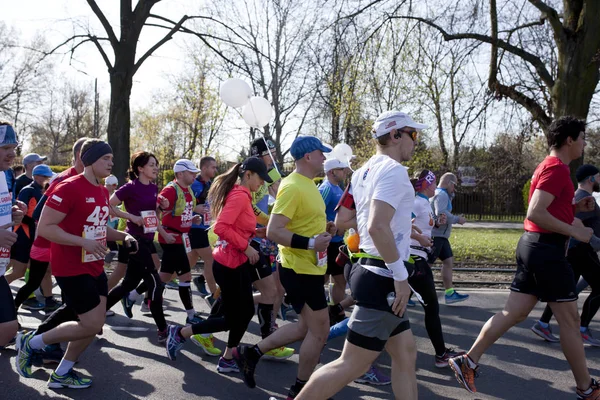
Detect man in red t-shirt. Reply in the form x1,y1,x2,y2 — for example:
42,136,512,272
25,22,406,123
157,159,204,325
449,117,600,398
15,139,136,389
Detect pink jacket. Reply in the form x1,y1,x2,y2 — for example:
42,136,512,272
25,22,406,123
212,185,256,268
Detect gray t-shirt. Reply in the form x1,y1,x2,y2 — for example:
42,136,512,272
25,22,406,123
571,188,600,247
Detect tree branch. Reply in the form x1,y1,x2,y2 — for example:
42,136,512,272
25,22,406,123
393,15,555,89
86,0,119,47
527,0,565,45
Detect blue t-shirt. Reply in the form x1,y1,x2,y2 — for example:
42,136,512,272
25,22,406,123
318,179,344,243
190,178,211,229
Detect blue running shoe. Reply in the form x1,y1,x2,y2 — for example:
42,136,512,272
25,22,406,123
328,318,349,340
121,295,135,319
47,369,92,389
217,356,239,373
40,343,64,365
354,365,391,386
166,325,185,360
15,331,36,377
193,275,210,298
445,291,469,305
407,299,416,307
186,313,205,326
22,298,45,311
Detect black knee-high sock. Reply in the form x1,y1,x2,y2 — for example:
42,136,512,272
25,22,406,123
257,303,274,339
179,281,193,310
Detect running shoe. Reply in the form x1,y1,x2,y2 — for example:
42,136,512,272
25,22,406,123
44,297,62,312
577,378,600,399
279,303,294,321
186,313,205,326
140,300,150,313
435,348,466,368
105,310,115,317
217,356,239,373
354,365,391,386
581,328,600,347
232,345,257,389
47,369,92,389
328,317,349,340
165,279,179,289
193,275,210,297
204,294,216,309
263,346,294,361
448,354,479,393
190,334,221,356
15,330,36,377
121,295,135,319
22,298,45,311
40,343,64,365
157,329,168,344
166,325,185,361
407,299,416,307
445,291,469,304
531,321,560,342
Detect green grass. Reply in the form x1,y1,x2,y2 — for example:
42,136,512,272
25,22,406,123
448,228,522,263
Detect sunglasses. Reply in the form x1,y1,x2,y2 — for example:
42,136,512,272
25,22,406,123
399,129,418,141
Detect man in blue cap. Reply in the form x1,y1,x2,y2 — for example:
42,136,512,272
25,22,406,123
233,135,338,399
15,153,48,197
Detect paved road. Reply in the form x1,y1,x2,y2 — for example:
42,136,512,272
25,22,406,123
2,283,600,400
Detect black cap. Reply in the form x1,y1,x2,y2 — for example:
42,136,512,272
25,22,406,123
250,137,276,157
241,157,273,183
576,164,600,182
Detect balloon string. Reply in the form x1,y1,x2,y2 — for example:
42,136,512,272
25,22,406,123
262,135,280,174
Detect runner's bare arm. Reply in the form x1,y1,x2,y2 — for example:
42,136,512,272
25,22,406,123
266,213,293,245
37,206,86,247
334,205,356,231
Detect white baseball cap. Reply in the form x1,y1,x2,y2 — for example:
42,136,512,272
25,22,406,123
105,175,118,185
324,158,349,173
173,159,200,173
372,111,428,138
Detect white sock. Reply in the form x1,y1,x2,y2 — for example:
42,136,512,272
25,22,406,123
29,334,46,350
128,290,138,301
186,309,196,319
55,358,76,376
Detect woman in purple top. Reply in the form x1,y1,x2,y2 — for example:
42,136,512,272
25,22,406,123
105,151,168,343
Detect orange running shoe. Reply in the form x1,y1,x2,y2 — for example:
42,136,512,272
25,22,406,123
448,354,479,393
577,378,600,399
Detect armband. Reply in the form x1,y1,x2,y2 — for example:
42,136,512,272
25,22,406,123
290,234,310,249
386,259,409,281
335,185,355,212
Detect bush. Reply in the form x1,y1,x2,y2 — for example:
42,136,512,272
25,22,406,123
522,179,531,211
49,165,71,174
162,170,175,187
314,177,324,186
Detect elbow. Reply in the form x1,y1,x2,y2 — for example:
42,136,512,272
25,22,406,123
266,225,276,242
367,221,384,239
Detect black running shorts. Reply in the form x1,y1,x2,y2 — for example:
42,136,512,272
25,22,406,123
428,237,453,263
279,265,327,314
10,226,33,264
0,276,17,323
326,241,344,276
160,243,191,276
248,240,272,282
510,232,577,303
55,272,108,315
189,228,210,250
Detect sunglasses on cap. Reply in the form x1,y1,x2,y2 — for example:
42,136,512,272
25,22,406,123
399,128,418,141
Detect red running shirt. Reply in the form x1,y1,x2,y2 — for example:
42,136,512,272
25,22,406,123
45,175,110,277
524,156,575,233
33,167,79,249
158,181,194,245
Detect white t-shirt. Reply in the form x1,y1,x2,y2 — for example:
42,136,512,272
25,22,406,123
351,154,414,280
0,172,12,276
410,194,435,258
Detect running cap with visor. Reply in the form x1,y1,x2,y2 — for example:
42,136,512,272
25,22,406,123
173,159,200,173
0,124,18,146
372,111,428,138
290,136,332,160
241,156,273,183
250,137,276,157
324,158,349,173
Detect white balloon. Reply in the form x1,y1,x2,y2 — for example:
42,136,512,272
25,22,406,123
219,78,252,108
242,97,273,128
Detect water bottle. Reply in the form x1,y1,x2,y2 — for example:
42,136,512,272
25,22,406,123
328,282,335,305
346,228,360,253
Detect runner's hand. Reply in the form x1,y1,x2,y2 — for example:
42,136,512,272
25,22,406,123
161,231,177,244
11,204,24,225
326,221,337,236
158,195,170,210
0,226,18,248
255,227,267,239
124,234,138,254
577,197,596,213
572,226,594,243
458,216,467,225
314,233,332,252
244,244,259,264
416,234,433,248
438,213,447,225
192,215,202,225
194,204,208,214
82,239,108,260
392,279,411,317
129,214,144,226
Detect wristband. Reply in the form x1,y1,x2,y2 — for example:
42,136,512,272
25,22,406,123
308,238,315,250
290,234,310,249
386,258,408,281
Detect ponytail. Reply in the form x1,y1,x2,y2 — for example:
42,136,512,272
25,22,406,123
207,163,243,221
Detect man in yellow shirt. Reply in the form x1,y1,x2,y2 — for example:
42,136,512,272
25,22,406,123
233,136,336,399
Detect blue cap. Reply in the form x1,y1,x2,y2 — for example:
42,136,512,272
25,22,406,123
290,136,332,160
0,124,18,146
32,164,54,177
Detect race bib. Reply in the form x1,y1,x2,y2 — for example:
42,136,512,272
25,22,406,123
203,204,211,225
82,225,107,263
317,250,328,267
140,210,158,234
183,233,192,254
0,246,9,276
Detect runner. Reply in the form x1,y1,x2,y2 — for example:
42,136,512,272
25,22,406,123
14,153,47,197
15,139,138,388
0,122,23,348
429,172,469,304
165,157,273,372
232,135,335,398
531,164,600,346
409,169,465,367
293,111,424,400
13,165,61,312
189,156,218,304
156,159,204,325
319,157,352,325
104,151,168,343
448,116,600,398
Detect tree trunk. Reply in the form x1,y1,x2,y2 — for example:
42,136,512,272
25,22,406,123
107,57,133,184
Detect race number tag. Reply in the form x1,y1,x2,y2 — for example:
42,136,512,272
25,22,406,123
140,210,158,234
82,225,107,263
203,204,211,226
0,246,10,276
183,233,192,254
317,250,328,267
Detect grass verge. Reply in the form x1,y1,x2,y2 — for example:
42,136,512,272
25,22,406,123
449,228,522,263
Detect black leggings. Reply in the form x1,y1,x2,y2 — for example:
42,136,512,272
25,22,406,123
190,259,255,349
540,243,600,327
14,258,48,309
408,256,446,356
106,237,166,331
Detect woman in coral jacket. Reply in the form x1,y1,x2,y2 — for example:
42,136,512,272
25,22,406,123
164,157,273,368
